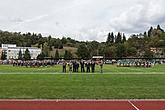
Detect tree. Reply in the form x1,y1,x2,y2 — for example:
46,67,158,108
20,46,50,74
64,50,72,60
77,44,90,59
55,49,60,60
127,47,137,57
144,49,154,58
148,27,153,37
122,33,126,43
24,49,31,60
37,52,45,60
18,49,23,60
115,32,122,43
110,32,115,43
1,51,7,60
61,37,67,44
116,43,127,58
106,33,111,44
157,25,164,32
42,42,49,57
48,35,52,50
106,32,114,44
103,46,116,58
144,32,147,38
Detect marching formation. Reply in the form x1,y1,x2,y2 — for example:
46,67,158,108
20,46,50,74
12,60,56,67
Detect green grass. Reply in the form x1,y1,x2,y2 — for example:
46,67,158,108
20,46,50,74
0,64,165,74
0,74,165,99
0,64,165,99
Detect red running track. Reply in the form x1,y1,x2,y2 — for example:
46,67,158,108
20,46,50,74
0,100,165,110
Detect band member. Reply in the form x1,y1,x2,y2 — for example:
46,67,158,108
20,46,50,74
75,61,79,72
91,60,95,73
80,60,85,72
100,60,103,73
68,61,73,73
86,61,91,73
62,61,67,73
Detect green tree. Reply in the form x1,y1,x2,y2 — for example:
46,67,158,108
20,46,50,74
148,27,153,37
1,51,7,60
122,33,126,43
144,49,154,58
64,50,72,60
24,49,31,60
106,33,111,44
77,44,90,59
115,32,122,43
127,47,137,57
103,46,116,58
55,49,60,60
61,37,67,44
116,43,127,58
106,32,114,44
110,32,115,43
18,49,23,60
37,52,45,60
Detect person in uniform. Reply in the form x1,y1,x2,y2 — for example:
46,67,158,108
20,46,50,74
91,60,95,73
68,61,73,73
76,61,79,72
86,61,91,73
80,60,85,72
100,60,103,73
62,61,67,73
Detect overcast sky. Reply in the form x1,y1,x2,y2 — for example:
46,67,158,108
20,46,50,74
0,0,165,41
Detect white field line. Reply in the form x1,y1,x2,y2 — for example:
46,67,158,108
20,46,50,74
0,99,165,102
128,100,140,110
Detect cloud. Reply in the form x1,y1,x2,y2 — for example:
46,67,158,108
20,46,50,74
0,0,165,41
109,0,165,34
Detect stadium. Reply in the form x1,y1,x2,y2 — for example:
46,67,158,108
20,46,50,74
0,0,165,109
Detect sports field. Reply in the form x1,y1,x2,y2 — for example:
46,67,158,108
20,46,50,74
0,64,165,99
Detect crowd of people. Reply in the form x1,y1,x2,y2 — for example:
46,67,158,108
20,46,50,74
10,59,104,73
12,60,56,67
117,59,155,67
62,60,104,73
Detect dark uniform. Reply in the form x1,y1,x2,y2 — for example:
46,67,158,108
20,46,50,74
91,61,95,73
63,61,67,73
86,62,91,73
80,61,85,72
75,62,79,72
73,61,76,72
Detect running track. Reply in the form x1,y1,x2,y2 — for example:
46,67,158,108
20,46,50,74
0,100,165,110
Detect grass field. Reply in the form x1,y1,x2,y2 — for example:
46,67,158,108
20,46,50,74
0,64,165,99
0,64,165,74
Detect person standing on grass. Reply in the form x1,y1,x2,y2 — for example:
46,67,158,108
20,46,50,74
100,60,103,73
91,60,95,73
80,60,85,72
86,61,91,73
62,61,67,73
76,61,79,72
68,61,73,73
72,60,76,72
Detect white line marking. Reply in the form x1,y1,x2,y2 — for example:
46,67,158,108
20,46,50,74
128,100,140,110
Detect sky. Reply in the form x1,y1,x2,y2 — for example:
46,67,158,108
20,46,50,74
0,0,165,41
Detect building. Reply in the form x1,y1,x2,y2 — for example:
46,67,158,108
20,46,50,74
1,44,41,60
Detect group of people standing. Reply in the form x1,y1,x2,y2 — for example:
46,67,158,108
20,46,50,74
62,60,104,73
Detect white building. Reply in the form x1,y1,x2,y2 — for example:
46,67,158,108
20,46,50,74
1,44,41,60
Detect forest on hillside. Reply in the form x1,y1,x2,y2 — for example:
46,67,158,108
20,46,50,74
0,25,165,59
